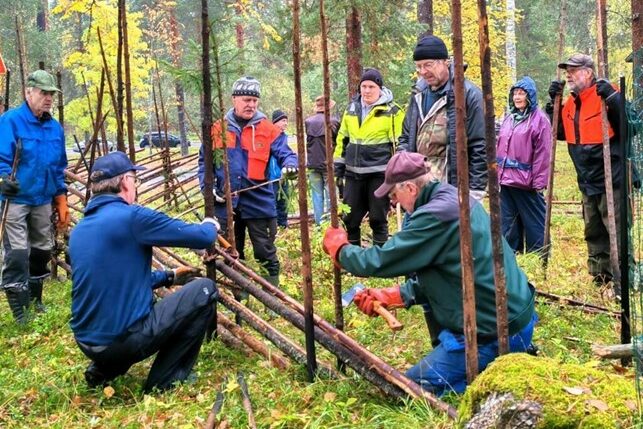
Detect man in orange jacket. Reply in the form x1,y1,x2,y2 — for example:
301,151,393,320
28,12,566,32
548,54,629,293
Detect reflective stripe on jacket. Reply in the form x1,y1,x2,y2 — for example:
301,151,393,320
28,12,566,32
335,88,404,175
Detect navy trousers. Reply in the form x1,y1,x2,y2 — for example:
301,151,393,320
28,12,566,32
500,185,545,253
77,278,218,392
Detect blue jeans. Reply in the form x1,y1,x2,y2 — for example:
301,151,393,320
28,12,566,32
308,170,330,224
405,313,537,396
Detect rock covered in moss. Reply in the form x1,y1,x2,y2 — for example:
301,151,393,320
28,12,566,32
458,353,636,428
464,392,543,428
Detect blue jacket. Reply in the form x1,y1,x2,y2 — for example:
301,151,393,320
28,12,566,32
0,102,67,205
198,109,297,220
69,194,217,345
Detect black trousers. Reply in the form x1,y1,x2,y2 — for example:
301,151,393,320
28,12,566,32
77,278,218,392
342,174,390,246
221,212,279,277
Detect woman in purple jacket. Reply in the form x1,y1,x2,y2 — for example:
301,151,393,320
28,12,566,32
497,76,552,254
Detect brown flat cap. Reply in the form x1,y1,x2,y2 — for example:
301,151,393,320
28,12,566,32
558,53,595,70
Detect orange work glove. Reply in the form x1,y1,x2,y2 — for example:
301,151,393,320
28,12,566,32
322,226,349,268
172,266,202,285
53,194,70,232
353,286,404,317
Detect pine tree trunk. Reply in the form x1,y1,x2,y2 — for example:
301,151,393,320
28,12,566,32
121,0,136,161
633,0,642,111
116,0,125,152
345,5,362,100
37,0,48,32
418,0,433,37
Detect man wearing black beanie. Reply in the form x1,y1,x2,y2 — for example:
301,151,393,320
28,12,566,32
334,68,404,246
398,35,487,201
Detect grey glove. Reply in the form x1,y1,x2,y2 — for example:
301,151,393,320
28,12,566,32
213,189,225,203
281,166,298,179
202,216,221,232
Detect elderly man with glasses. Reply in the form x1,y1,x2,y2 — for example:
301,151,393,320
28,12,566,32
323,151,536,396
548,54,632,294
70,151,220,393
397,35,487,202
0,70,69,324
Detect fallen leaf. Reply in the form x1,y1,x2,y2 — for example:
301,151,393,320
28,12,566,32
270,409,283,419
103,386,115,398
625,400,638,412
323,392,336,402
586,399,609,411
562,386,585,395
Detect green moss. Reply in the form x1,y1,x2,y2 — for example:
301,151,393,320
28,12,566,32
458,354,636,428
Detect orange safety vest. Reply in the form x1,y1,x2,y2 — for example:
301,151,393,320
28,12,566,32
562,84,614,145
211,118,281,181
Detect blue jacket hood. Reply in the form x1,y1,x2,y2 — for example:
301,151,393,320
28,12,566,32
509,76,538,113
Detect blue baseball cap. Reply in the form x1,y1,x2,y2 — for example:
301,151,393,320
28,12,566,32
91,151,145,181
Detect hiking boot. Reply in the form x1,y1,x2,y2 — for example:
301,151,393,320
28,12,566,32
84,362,110,388
5,283,31,325
28,278,47,313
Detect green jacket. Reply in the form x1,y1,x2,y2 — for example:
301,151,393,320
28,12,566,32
334,87,404,175
339,181,535,337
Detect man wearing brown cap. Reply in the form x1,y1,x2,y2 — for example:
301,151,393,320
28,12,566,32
0,70,69,324
398,35,487,201
305,96,339,224
323,151,536,395
548,54,629,291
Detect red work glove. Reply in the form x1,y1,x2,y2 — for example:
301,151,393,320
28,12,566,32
322,226,349,267
53,194,70,233
353,286,404,317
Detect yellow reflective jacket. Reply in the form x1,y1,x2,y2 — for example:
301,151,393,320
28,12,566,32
335,87,404,175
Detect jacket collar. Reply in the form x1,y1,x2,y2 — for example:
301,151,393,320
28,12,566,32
84,193,128,215
413,180,441,211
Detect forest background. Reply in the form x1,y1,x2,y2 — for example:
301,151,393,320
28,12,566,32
0,0,638,146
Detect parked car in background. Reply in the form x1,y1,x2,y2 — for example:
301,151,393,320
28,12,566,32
139,132,187,148
73,138,115,153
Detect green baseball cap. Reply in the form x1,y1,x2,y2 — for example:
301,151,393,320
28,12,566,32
27,70,61,93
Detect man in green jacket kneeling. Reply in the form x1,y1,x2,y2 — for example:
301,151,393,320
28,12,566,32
323,151,536,396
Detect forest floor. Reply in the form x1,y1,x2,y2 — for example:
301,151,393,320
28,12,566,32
0,144,639,428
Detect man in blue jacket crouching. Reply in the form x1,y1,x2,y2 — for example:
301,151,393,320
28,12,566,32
70,152,220,392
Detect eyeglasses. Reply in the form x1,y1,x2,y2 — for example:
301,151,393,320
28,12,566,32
124,174,141,186
388,182,408,200
415,60,445,72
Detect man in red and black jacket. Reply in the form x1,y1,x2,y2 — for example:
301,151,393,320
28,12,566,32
548,54,628,289
198,76,298,290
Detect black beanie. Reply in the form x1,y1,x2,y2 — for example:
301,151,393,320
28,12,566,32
360,68,383,88
272,110,287,124
413,35,448,61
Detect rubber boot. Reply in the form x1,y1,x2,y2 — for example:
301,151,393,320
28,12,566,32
28,278,47,313
5,283,31,325
264,275,280,319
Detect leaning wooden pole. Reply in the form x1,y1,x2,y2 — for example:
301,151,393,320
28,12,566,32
618,76,631,365
543,0,566,272
476,0,508,355
56,71,64,125
292,0,318,382
211,30,236,253
96,27,124,150
319,0,344,371
451,0,479,383
595,0,621,294
200,0,217,337
116,0,125,152
120,0,136,161
3,70,9,111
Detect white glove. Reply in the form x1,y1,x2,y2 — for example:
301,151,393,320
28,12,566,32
281,166,298,178
212,189,225,203
202,216,221,231
469,189,487,202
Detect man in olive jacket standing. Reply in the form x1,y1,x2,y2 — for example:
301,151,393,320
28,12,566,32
398,35,487,201
323,152,536,395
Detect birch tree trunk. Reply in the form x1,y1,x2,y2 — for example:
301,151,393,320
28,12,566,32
505,0,517,84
